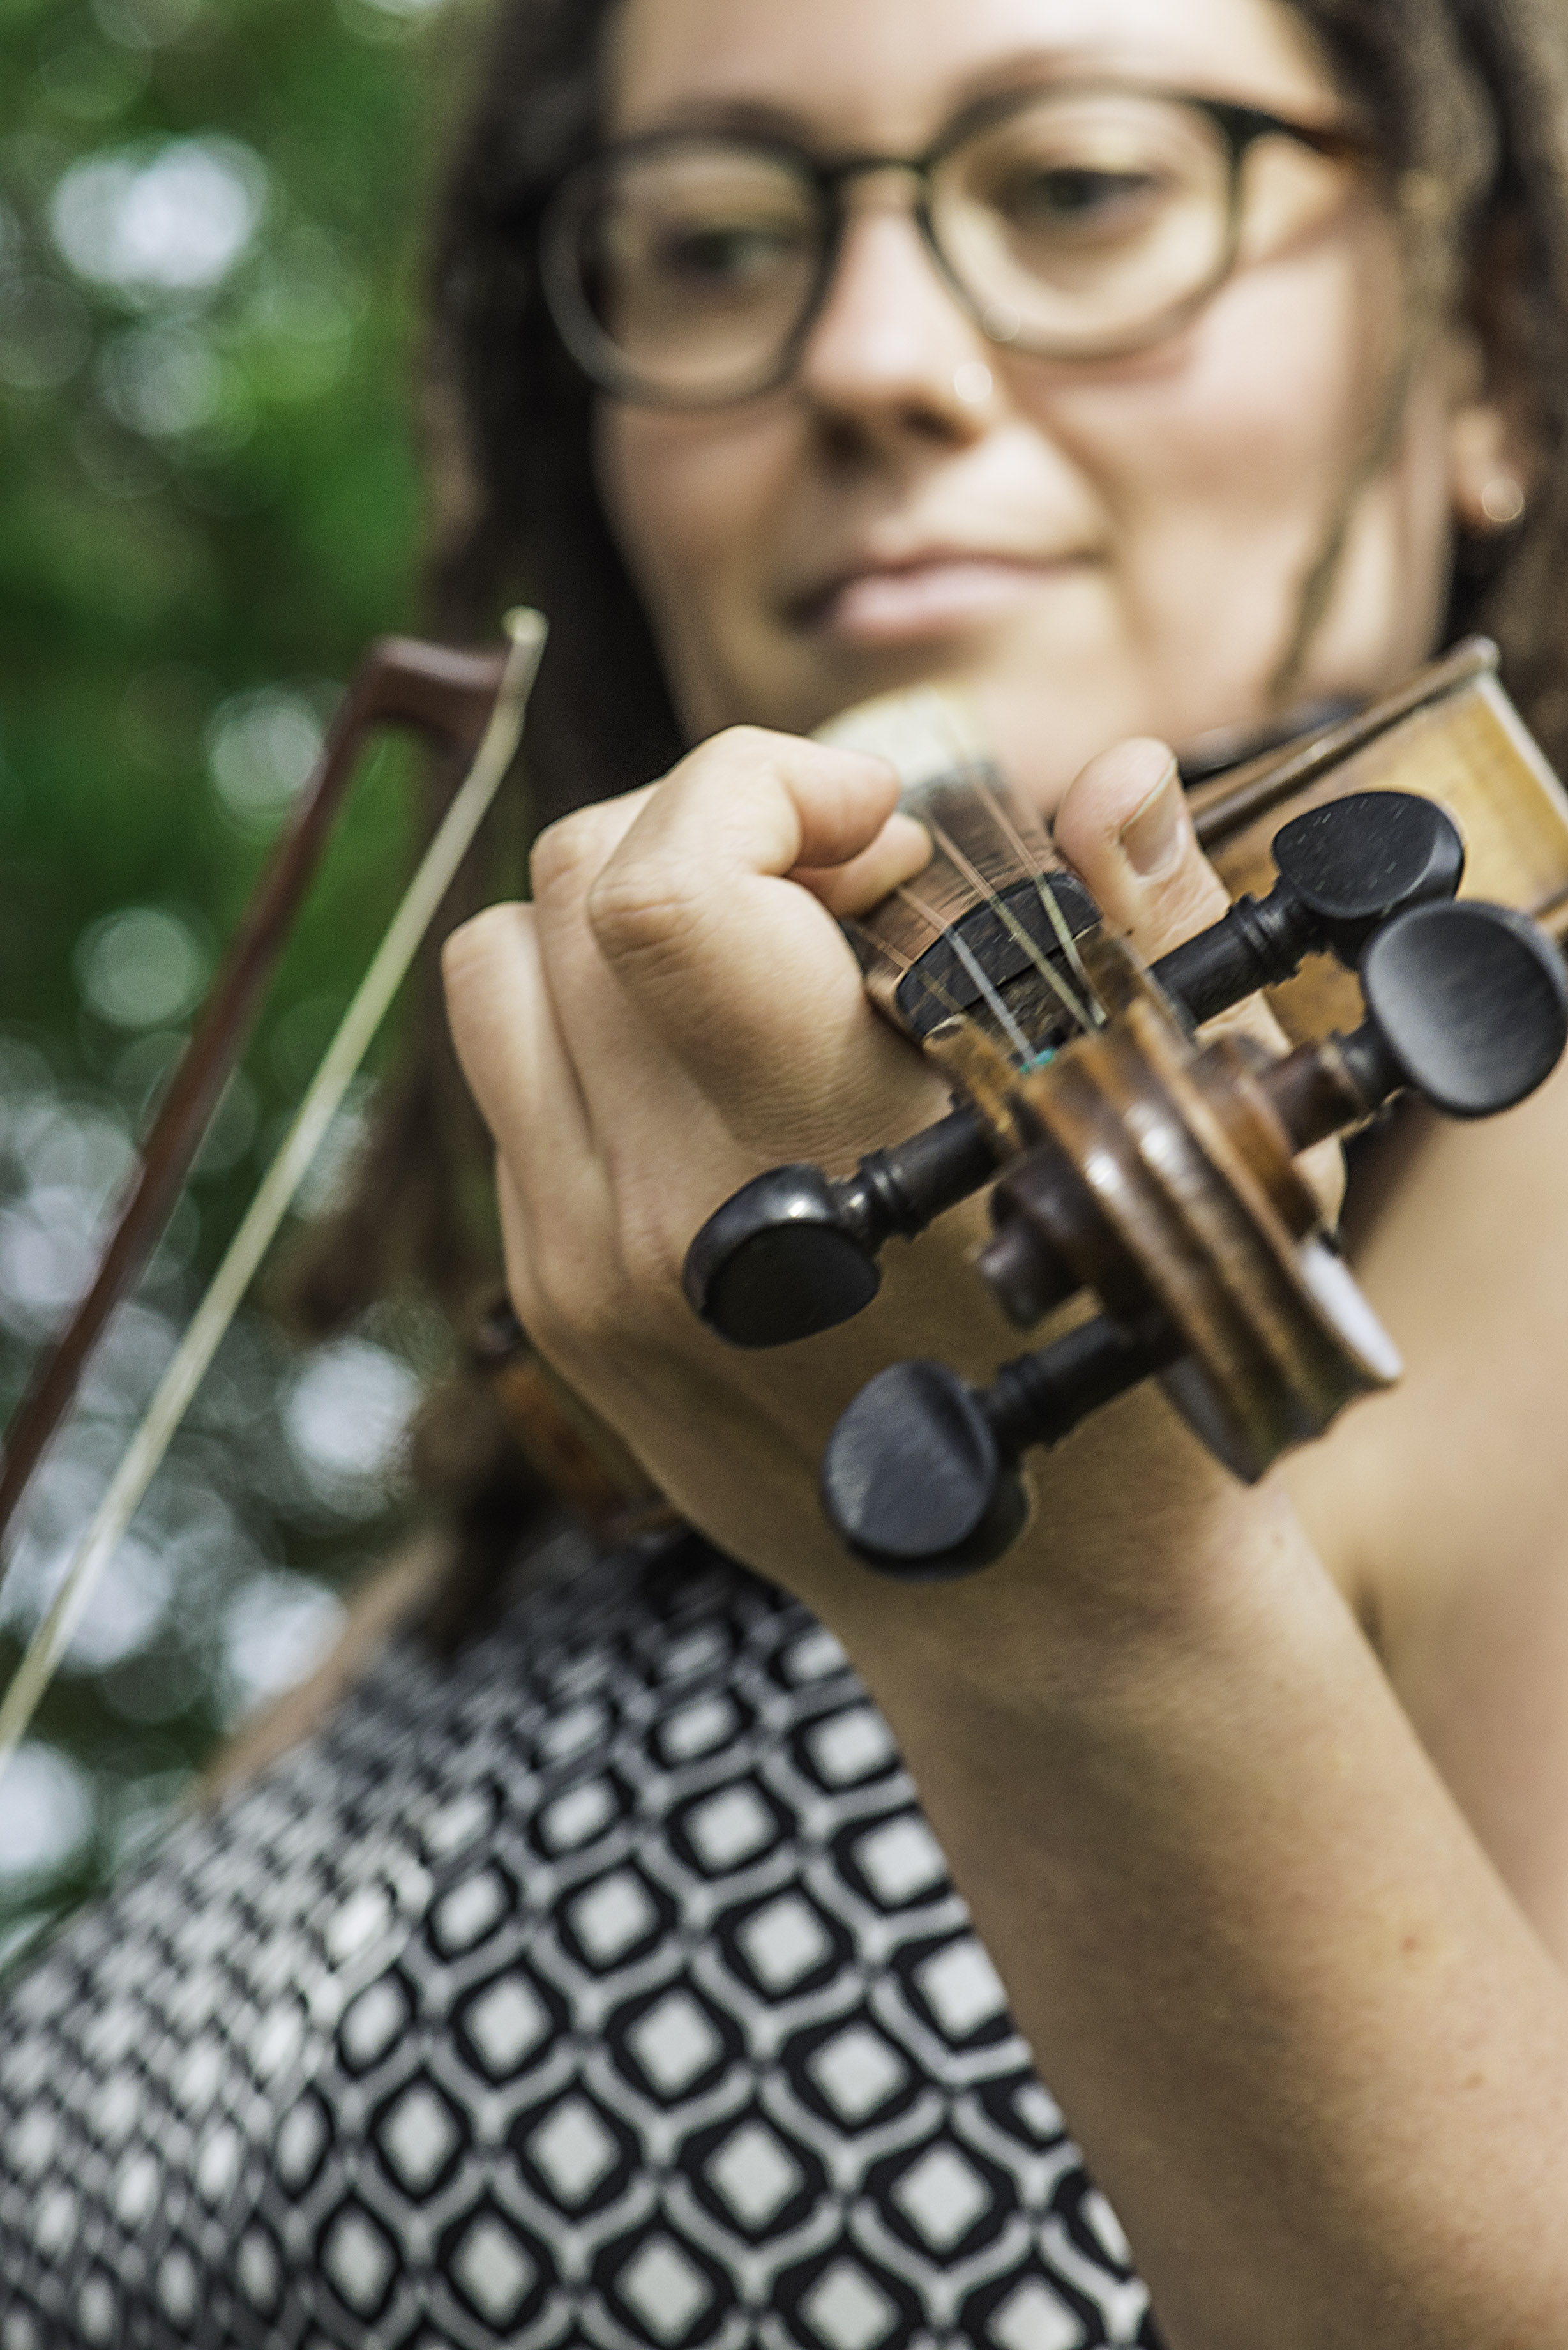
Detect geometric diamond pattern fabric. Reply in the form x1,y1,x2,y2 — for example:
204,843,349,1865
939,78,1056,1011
0,1536,1167,2348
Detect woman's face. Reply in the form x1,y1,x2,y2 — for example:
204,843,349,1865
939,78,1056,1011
596,0,1468,809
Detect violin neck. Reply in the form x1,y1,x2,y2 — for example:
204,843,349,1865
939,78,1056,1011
823,635,1568,1068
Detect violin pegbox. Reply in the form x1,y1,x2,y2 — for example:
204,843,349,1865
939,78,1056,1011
686,785,1475,1352
821,883,1568,1581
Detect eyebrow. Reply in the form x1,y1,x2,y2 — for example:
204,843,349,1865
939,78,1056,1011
612,46,1345,150
619,96,831,144
611,44,1094,140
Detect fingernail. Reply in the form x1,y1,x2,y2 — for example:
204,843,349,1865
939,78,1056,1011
1119,757,1184,878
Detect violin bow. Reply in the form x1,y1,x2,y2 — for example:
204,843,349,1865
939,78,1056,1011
0,609,545,1778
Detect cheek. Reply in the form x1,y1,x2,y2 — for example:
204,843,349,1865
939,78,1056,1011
1113,252,1394,527
1040,207,1421,672
598,409,717,588
596,406,795,722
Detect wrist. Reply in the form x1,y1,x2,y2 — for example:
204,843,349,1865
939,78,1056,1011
818,1414,1332,1746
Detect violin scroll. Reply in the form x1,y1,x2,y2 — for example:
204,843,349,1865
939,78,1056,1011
823,895,1568,1578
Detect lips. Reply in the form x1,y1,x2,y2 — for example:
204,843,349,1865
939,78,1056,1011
790,544,1092,645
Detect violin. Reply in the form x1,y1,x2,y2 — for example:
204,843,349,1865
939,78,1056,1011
682,635,1568,1577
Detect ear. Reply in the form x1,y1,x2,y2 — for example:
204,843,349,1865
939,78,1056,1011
1446,220,1535,535
1447,374,1527,532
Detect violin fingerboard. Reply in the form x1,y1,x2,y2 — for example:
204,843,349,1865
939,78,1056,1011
814,685,1096,1057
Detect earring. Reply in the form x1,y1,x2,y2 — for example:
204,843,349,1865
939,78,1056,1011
1479,474,1527,529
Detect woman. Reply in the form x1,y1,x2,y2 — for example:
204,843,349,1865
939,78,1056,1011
5,0,1568,2342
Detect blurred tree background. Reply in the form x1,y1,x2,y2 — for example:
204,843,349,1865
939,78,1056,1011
0,0,488,1964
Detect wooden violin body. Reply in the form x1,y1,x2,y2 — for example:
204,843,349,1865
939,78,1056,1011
1193,637,1568,1040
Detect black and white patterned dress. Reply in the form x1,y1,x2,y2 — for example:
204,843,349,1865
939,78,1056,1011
0,1536,1164,2349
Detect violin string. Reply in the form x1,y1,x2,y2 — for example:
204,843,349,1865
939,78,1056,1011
889,879,1021,1044
848,691,1095,1049
893,884,1035,1063
865,919,993,1042
963,775,1105,1026
925,814,1094,1037
0,610,549,1787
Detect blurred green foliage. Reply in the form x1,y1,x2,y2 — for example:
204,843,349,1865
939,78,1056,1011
0,0,484,1961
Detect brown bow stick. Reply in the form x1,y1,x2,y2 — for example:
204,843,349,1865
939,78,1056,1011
0,632,513,1572
0,614,547,1771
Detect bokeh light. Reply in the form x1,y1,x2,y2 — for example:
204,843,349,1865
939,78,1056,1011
206,683,326,833
74,904,210,1027
49,137,267,299
0,1746,93,1881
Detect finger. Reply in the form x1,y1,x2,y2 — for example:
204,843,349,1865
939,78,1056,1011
579,729,937,1150
445,900,691,1346
1052,741,1345,1224
1052,738,1230,964
528,784,723,1097
584,727,904,964
1052,737,1279,1047
441,900,601,1213
792,811,932,920
527,789,744,1185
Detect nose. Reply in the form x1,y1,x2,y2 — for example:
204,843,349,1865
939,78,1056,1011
794,179,999,442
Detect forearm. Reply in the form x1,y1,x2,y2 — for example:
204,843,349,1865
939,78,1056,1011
827,1446,1568,2350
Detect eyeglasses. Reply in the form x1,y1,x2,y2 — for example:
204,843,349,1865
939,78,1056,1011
539,82,1361,409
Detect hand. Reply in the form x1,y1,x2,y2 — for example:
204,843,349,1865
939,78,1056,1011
442,724,1304,1648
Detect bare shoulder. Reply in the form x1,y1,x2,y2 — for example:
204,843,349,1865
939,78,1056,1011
1287,1058,1568,1957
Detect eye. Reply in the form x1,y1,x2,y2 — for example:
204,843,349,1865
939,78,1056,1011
649,218,809,289
1002,166,1163,234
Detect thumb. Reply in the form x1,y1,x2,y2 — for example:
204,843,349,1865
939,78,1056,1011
1052,738,1228,962
1055,738,1346,1223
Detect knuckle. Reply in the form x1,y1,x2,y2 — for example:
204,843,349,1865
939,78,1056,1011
659,726,765,801
587,856,710,980
442,902,515,968
673,723,823,805
529,804,612,898
440,903,525,1017
691,723,788,773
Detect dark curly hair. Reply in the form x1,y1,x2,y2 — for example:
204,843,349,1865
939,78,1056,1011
287,0,1568,1636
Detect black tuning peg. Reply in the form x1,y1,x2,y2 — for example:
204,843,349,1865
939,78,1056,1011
1341,899,1568,1119
820,1317,1183,1578
682,1108,997,1348
1153,790,1465,1025
1261,899,1568,1151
